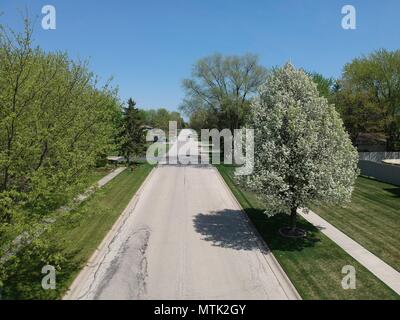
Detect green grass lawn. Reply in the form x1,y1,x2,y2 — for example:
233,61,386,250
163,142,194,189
216,165,399,300
1,163,153,299
312,176,400,272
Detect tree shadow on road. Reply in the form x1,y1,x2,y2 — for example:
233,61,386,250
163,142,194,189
193,209,261,251
193,208,320,253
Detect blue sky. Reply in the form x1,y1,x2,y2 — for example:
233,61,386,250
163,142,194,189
1,0,399,111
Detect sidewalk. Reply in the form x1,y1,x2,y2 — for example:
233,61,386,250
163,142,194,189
97,167,126,187
76,167,127,202
299,208,400,295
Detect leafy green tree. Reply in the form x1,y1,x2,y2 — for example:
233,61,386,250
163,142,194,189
308,72,335,100
169,111,185,129
180,53,268,131
337,49,400,150
333,81,384,144
119,98,146,168
243,64,359,235
0,19,120,255
189,109,218,132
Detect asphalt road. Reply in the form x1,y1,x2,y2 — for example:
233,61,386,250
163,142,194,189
65,130,299,300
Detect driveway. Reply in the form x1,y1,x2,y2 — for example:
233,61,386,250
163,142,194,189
64,130,299,300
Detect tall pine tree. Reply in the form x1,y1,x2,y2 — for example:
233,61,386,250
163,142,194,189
119,98,146,169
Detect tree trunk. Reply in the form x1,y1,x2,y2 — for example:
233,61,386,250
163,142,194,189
290,207,297,231
126,152,130,167
387,129,398,151
386,120,399,151
386,138,394,152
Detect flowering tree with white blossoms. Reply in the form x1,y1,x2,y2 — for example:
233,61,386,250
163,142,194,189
244,63,359,236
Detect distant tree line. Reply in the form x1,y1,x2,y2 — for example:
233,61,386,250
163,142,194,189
181,50,400,151
116,104,186,167
139,108,185,131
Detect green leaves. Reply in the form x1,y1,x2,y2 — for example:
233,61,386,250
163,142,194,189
180,53,268,131
140,108,185,131
118,98,146,163
337,49,400,150
0,21,120,251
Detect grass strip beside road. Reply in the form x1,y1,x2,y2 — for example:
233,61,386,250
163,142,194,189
312,176,400,272
1,163,153,299
85,167,115,186
216,165,399,300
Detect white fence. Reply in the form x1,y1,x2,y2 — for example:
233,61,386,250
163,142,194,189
358,152,400,163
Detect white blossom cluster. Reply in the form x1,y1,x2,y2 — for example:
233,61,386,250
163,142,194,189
242,63,359,216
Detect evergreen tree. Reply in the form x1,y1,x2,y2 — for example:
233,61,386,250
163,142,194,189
119,98,146,168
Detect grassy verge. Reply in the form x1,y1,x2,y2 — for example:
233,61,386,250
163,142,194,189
1,163,153,299
312,176,400,272
85,167,115,186
216,165,399,300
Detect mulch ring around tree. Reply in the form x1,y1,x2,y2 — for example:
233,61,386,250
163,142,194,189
278,227,307,238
